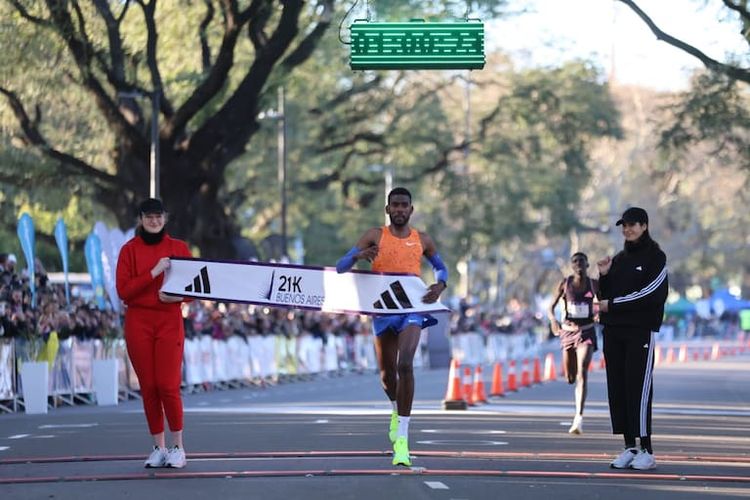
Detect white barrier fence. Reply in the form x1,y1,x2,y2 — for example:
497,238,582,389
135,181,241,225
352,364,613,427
0,332,384,413
2,329,745,414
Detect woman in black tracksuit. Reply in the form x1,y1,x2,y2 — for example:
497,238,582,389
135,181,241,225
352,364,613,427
597,207,668,471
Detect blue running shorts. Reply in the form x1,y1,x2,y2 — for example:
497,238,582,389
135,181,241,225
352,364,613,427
372,313,438,336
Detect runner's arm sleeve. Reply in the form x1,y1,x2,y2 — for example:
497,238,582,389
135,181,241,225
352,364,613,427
427,253,448,286
336,247,359,273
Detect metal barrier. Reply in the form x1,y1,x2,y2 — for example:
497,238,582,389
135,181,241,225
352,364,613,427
0,331,381,414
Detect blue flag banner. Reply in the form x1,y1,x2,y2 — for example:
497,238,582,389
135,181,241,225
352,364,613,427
16,213,36,309
53,218,70,306
84,233,107,310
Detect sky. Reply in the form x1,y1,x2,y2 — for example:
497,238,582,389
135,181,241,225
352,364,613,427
489,0,748,91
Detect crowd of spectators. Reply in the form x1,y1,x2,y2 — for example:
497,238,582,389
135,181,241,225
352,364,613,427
0,253,121,346
0,253,374,355
5,252,742,356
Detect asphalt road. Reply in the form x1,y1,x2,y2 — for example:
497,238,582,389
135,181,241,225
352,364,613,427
1,349,749,500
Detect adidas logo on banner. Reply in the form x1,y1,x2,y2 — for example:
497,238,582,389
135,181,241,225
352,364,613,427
185,266,211,294
373,280,414,310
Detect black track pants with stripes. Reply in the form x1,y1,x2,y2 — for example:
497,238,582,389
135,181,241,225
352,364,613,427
603,327,655,438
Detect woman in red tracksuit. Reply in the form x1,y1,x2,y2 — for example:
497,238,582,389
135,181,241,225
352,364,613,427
116,198,192,469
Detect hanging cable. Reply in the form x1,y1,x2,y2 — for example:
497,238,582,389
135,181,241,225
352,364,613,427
338,0,361,45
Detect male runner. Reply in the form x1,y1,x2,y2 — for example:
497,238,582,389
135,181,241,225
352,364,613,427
548,252,599,434
336,187,448,466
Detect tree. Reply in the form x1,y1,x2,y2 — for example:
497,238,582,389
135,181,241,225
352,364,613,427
616,0,749,85
2,0,334,258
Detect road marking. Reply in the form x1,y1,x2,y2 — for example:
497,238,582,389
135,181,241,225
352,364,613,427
8,434,29,440
2,468,749,485
314,419,329,424
422,429,506,435
39,424,97,429
425,481,449,489
417,440,508,446
0,447,8,451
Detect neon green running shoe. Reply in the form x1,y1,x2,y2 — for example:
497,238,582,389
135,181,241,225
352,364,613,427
389,412,398,443
392,437,411,467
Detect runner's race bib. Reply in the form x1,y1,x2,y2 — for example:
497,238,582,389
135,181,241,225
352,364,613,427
567,302,590,319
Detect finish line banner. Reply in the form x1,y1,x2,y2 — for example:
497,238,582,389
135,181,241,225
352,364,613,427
161,257,450,316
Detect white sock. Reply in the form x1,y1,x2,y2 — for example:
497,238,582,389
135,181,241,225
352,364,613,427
391,401,398,413
397,416,410,439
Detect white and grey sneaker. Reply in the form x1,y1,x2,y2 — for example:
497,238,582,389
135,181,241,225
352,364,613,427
609,447,638,469
568,415,583,435
630,449,656,470
144,446,168,468
165,445,187,468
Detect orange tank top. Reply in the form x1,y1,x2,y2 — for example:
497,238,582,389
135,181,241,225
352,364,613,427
371,226,423,275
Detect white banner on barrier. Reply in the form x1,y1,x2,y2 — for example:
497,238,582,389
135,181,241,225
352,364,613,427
161,258,449,316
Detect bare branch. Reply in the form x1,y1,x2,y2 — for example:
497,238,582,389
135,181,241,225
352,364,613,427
163,1,250,139
0,86,117,186
311,76,382,113
92,0,127,83
721,0,750,25
115,0,132,23
246,0,271,50
133,0,174,117
315,132,386,154
189,0,308,164
199,0,216,72
8,0,52,27
280,0,333,71
617,0,750,84
42,0,148,152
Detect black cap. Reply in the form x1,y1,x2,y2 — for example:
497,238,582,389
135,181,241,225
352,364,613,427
138,198,165,215
616,206,648,226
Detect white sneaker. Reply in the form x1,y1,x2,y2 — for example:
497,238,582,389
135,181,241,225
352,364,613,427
609,447,638,469
630,449,656,470
144,446,168,468
165,445,187,468
568,415,583,435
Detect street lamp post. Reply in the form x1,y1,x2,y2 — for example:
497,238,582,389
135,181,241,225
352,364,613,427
277,87,288,258
258,87,289,259
118,89,161,198
368,164,394,225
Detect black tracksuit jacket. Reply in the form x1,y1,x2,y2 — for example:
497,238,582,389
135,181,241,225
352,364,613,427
599,239,668,332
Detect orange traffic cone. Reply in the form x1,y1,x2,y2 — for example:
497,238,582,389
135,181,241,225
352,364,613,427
665,347,675,364
472,365,488,403
490,362,505,397
543,353,557,382
678,344,687,363
588,356,595,372
520,359,531,388
599,354,606,370
711,343,721,361
463,366,475,406
532,357,542,384
507,360,518,392
442,359,468,410
654,345,662,366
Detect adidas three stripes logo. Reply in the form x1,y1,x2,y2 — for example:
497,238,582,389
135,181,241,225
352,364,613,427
373,280,413,310
184,266,211,294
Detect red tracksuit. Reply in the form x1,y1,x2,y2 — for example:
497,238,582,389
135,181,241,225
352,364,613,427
116,233,191,435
